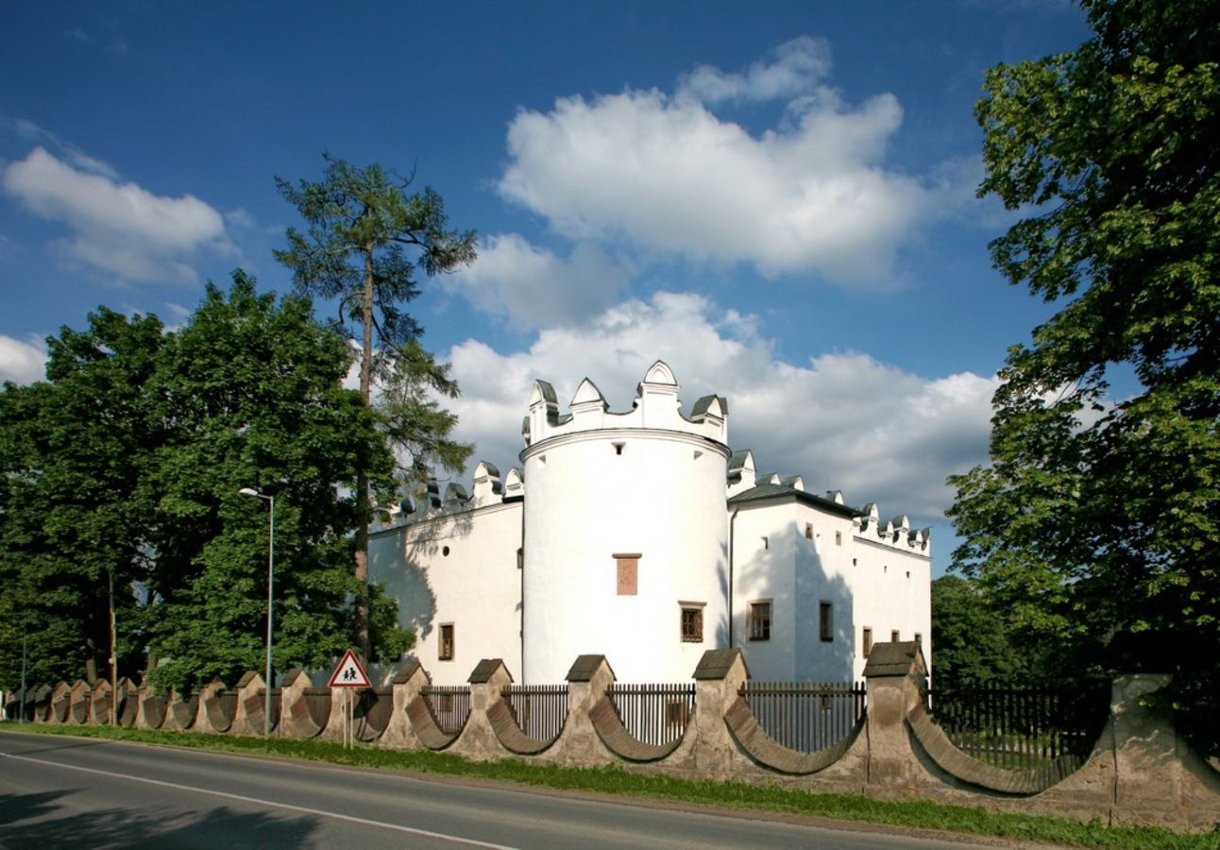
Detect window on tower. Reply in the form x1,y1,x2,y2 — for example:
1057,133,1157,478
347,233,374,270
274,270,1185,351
680,603,704,643
748,601,772,641
439,624,455,661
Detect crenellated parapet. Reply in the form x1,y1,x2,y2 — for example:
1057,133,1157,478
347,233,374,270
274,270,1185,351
523,360,729,449
856,503,931,553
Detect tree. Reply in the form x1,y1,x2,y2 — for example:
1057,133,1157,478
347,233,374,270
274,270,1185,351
0,309,164,688
275,156,476,655
141,273,408,692
930,576,1024,685
949,0,1220,703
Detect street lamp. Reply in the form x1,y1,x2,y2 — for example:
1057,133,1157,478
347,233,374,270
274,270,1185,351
239,487,275,736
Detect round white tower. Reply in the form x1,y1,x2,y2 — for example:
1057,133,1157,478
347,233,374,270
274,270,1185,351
520,361,731,684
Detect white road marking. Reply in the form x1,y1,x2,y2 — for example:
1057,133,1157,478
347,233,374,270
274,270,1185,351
0,750,518,849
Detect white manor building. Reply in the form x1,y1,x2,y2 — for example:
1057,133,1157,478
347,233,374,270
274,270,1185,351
369,361,932,686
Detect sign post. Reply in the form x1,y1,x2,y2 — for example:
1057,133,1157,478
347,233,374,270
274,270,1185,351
328,648,372,749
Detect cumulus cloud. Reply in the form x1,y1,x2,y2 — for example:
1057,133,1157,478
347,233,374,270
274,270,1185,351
0,334,47,384
444,233,630,329
497,38,934,283
1,146,233,284
440,292,996,524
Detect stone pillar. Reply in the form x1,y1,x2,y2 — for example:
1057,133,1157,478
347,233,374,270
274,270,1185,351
90,679,113,725
68,680,92,725
1108,673,1211,828
450,659,514,761
551,655,617,767
689,649,750,779
862,641,927,796
231,671,267,736
279,668,330,739
380,661,428,749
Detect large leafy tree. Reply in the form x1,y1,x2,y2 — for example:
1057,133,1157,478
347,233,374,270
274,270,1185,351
142,273,407,692
0,310,163,688
949,0,1219,695
275,156,476,655
0,273,414,695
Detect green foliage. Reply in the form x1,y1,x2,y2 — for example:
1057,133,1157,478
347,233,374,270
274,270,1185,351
275,156,476,655
141,274,397,692
0,309,164,687
0,272,413,693
949,0,1220,707
931,576,1025,684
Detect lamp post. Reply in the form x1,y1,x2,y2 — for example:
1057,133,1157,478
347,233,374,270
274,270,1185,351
239,487,274,736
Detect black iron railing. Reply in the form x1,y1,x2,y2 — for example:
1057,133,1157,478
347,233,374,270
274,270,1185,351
502,684,569,742
740,680,867,753
928,680,1110,779
421,685,472,735
606,683,695,747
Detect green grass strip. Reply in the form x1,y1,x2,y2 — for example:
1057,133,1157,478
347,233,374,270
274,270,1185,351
5,724,1217,850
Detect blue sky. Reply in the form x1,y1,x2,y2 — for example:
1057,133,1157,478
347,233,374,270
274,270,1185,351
0,1,1092,572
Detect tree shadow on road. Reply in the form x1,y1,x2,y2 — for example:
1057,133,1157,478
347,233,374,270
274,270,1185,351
0,790,321,849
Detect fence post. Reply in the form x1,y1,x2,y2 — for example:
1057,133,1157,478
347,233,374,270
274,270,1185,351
862,641,927,795
451,659,514,761
690,649,749,779
1107,673,1220,829
558,654,618,768
380,660,427,749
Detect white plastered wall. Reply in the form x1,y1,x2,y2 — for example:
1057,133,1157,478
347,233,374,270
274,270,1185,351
369,501,523,686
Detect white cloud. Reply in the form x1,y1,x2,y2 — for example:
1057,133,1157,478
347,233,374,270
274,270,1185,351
0,334,46,385
3,118,120,179
441,292,996,524
1,146,232,284
677,36,833,105
497,38,935,283
445,233,630,329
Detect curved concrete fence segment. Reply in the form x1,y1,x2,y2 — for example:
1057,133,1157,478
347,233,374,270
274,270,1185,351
140,693,167,729
170,694,198,730
487,698,561,755
588,696,685,763
281,688,328,738
204,691,237,733
355,689,393,742
406,694,459,750
724,694,865,775
906,702,1064,795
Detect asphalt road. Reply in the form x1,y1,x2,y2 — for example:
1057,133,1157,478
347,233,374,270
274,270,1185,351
0,730,1014,849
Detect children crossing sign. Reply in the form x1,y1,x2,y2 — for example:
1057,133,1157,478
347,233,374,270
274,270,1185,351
328,649,371,688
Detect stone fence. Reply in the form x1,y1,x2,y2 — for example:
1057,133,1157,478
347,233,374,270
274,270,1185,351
7,643,1219,833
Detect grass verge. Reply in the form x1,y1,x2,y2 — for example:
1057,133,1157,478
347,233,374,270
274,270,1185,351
4,723,1217,850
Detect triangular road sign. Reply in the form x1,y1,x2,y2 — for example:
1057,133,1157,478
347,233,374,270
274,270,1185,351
327,648,372,688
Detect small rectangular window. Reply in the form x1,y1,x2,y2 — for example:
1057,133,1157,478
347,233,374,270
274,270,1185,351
862,627,873,658
439,624,455,661
819,601,834,642
680,605,704,643
835,530,842,545
804,522,813,540
516,547,524,570
749,601,771,641
615,554,640,595
891,630,900,643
